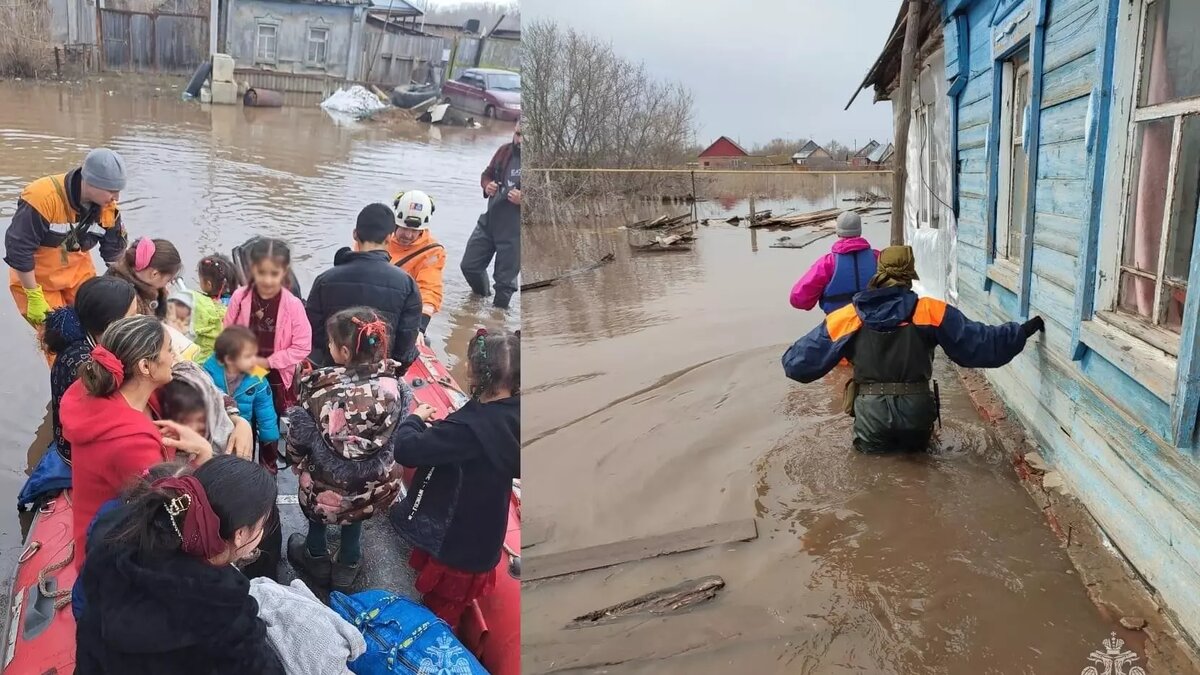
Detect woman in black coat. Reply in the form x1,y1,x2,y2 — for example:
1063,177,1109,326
75,454,284,675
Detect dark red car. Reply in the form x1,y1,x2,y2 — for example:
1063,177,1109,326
442,68,521,121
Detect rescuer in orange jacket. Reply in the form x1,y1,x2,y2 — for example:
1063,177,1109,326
4,148,129,325
782,245,1044,453
388,190,445,337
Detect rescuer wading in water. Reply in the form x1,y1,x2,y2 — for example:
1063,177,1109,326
782,245,1045,453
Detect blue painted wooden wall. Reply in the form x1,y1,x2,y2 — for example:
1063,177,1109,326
944,0,1200,640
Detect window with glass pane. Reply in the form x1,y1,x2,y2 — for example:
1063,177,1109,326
1008,63,1030,260
1115,0,1200,334
994,48,1031,265
307,28,328,65
256,25,276,62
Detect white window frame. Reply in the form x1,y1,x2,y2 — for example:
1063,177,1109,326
306,25,329,66
916,105,932,227
255,22,278,65
1094,0,1200,357
994,49,1031,267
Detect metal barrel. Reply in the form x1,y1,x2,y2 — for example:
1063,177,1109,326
243,87,284,107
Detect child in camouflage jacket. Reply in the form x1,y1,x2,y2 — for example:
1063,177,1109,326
285,307,412,591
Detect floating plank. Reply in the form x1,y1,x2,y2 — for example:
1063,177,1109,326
521,253,615,292
525,518,758,581
567,575,726,628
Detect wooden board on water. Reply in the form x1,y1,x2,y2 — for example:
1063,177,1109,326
525,518,758,581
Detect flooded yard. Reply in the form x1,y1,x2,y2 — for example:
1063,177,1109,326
0,78,517,581
522,192,1154,673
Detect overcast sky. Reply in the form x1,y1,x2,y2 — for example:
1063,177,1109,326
521,0,898,149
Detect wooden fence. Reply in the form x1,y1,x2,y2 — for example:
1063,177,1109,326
361,31,444,86
98,7,207,73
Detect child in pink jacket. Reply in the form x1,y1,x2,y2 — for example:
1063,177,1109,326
224,238,312,472
790,211,881,314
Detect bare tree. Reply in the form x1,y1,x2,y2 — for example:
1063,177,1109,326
751,137,811,157
0,0,52,78
825,140,852,161
523,20,696,201
424,1,518,29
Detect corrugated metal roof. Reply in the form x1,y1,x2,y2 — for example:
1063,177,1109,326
366,0,421,12
853,139,880,158
792,140,823,159
866,142,893,163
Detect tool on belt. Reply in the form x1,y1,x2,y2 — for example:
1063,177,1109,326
933,379,942,429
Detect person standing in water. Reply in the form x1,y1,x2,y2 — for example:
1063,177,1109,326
789,211,879,314
4,148,129,326
462,121,521,310
782,246,1044,453
388,190,445,339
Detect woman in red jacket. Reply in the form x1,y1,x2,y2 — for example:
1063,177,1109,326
61,314,216,569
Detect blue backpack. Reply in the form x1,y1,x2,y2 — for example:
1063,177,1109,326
329,590,488,675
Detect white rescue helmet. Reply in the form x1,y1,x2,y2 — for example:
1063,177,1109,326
393,190,435,230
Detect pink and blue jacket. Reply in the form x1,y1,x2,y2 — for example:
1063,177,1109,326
789,237,881,314
223,286,311,393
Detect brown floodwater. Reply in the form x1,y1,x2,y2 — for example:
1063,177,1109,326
0,79,518,583
522,196,1152,673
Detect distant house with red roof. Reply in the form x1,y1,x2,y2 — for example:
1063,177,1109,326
697,136,750,168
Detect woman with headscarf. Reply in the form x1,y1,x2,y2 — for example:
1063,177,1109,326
782,245,1045,453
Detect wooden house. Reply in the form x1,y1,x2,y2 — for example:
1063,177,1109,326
790,140,834,167
851,0,1200,643
697,136,750,168
849,140,881,167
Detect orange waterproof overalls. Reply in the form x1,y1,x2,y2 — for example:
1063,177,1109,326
7,173,120,315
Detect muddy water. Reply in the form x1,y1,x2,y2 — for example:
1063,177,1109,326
523,200,1142,673
0,79,518,577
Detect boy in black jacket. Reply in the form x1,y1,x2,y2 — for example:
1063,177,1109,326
306,204,423,371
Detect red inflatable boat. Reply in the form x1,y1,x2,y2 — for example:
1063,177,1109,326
2,342,520,675
2,491,77,674
403,341,522,675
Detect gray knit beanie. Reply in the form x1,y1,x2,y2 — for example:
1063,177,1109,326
82,148,127,192
836,211,862,237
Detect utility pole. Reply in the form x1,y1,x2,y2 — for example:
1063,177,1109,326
890,0,922,245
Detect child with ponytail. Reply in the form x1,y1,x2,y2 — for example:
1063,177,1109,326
387,328,520,629
224,238,311,470
285,307,409,592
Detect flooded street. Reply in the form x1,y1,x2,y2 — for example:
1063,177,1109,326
522,193,1143,673
0,79,518,580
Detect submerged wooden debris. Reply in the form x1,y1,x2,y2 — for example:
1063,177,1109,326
625,213,698,251
568,576,726,628
524,518,758,581
627,213,696,230
750,204,877,229
631,232,696,251
521,253,616,291
842,191,886,203
769,227,837,249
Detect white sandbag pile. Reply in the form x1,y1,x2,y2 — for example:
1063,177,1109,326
319,86,387,118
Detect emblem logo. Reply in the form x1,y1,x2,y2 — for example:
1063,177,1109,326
1081,632,1146,675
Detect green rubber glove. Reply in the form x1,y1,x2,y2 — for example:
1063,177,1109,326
23,285,50,325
